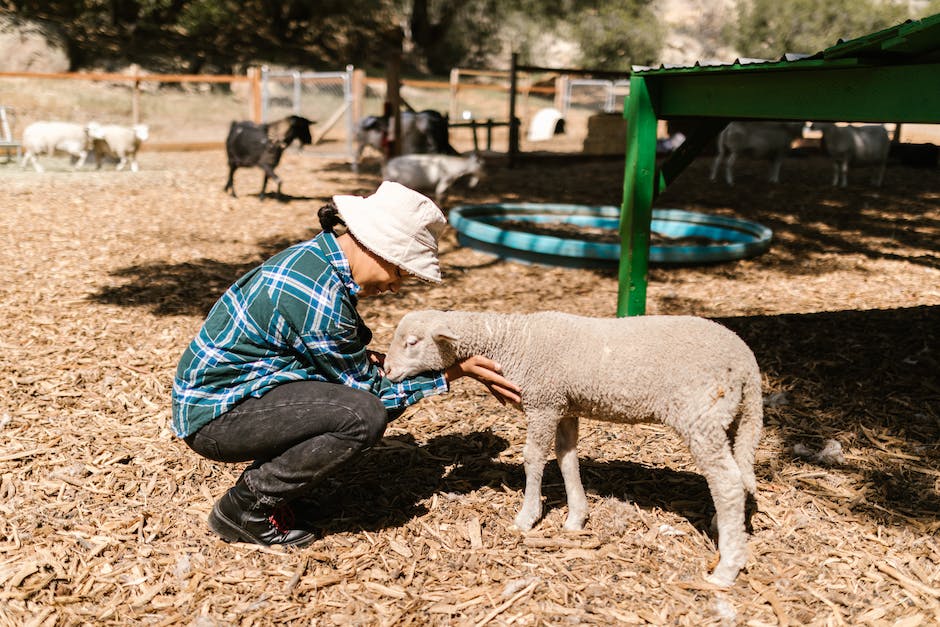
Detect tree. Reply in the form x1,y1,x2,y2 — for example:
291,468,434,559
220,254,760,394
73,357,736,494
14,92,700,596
733,0,911,59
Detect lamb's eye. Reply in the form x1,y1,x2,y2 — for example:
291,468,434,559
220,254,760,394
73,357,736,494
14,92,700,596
405,335,418,347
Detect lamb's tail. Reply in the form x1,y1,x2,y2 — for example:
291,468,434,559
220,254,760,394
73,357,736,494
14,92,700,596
732,368,763,497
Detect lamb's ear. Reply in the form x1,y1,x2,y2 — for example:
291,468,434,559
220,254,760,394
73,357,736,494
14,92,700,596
431,325,460,342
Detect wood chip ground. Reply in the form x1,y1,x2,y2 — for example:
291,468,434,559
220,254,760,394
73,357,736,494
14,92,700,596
1,146,938,625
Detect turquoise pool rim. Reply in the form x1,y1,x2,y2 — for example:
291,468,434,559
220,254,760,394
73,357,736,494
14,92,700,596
448,203,773,268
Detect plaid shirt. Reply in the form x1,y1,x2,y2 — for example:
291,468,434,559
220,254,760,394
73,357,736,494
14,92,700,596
172,232,447,437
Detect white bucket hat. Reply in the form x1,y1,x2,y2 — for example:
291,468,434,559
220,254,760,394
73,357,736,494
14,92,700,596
332,181,447,283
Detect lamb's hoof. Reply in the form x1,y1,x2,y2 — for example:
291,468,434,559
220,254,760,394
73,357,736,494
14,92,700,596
704,571,736,588
562,518,586,531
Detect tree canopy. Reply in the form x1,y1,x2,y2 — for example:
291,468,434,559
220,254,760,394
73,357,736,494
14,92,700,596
0,0,930,74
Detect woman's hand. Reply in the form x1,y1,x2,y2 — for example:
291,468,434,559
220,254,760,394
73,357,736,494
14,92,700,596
367,350,386,374
445,355,522,406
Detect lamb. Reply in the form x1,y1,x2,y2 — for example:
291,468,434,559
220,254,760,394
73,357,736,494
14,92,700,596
810,122,890,187
383,310,763,587
383,153,483,203
709,121,805,186
20,121,95,173
88,123,149,172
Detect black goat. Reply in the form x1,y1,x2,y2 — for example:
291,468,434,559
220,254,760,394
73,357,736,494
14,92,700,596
223,115,314,199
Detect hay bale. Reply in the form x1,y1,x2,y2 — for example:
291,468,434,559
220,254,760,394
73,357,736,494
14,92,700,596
582,112,627,155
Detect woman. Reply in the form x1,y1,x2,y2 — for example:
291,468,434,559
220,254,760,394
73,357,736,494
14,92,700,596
172,181,521,546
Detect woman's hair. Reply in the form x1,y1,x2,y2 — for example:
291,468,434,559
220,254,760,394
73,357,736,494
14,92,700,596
318,201,346,234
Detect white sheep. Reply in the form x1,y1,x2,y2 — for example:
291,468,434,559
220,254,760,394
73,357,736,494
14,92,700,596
89,123,149,172
383,153,483,203
710,121,805,186
383,310,763,587
810,122,889,187
20,121,95,173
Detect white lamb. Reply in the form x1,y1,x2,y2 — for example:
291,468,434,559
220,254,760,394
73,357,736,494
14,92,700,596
20,121,95,173
383,153,483,203
810,122,889,187
710,121,805,186
383,310,763,587
89,123,149,172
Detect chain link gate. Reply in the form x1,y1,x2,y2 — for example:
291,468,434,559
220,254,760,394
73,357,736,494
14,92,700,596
261,66,356,162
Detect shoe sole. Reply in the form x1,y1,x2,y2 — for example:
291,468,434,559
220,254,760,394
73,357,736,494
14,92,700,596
207,506,316,547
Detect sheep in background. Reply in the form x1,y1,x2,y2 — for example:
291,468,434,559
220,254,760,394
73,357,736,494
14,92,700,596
20,121,95,172
811,122,890,187
89,123,149,172
710,121,805,186
383,310,763,587
383,153,483,203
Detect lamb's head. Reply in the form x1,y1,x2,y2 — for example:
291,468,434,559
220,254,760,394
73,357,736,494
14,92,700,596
383,310,460,382
133,124,150,142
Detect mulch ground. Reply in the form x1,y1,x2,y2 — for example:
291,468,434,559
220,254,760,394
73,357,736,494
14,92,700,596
1,144,938,626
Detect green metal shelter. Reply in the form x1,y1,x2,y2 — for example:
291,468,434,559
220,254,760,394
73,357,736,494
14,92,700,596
618,13,940,316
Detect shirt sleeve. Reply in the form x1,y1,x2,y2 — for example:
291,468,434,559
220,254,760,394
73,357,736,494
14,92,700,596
310,313,448,410
278,275,447,411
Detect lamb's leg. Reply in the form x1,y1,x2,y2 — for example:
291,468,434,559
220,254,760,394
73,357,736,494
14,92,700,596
687,433,748,587
768,155,783,183
709,153,722,182
830,161,840,186
514,407,561,531
724,153,736,186
116,155,127,171
873,158,886,187
74,150,88,170
555,416,588,530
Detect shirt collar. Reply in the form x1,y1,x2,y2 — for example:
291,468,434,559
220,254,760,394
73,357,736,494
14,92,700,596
316,231,361,297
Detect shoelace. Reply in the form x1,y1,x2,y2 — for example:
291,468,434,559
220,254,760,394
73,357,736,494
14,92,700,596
267,504,296,535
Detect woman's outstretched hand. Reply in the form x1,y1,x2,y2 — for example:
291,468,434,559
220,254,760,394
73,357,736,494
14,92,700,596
445,355,522,406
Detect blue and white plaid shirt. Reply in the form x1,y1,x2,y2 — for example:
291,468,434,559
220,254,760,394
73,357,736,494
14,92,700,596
171,232,447,437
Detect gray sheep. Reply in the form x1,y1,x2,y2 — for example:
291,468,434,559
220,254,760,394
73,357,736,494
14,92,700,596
810,122,890,187
383,153,483,204
383,310,763,587
710,121,805,186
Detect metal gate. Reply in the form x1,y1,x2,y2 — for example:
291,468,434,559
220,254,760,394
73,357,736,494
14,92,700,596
261,66,356,161
561,79,631,115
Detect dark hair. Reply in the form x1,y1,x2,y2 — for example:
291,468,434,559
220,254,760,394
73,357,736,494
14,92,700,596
318,201,345,234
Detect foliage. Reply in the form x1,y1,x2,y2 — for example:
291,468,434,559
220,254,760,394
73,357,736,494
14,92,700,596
564,0,663,70
733,0,912,58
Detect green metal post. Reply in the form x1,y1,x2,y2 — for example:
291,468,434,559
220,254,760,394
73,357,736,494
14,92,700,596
617,76,658,317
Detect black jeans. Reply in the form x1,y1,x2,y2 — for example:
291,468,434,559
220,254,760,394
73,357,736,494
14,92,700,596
184,381,397,506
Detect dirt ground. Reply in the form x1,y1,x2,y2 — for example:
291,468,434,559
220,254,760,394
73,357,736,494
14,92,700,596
1,144,938,626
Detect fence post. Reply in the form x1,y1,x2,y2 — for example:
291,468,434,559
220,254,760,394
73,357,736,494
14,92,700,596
449,68,460,120
248,67,262,123
508,53,519,168
554,75,568,113
132,66,141,125
351,68,365,125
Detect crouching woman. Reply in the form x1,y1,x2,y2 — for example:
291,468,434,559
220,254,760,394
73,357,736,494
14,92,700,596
172,182,520,546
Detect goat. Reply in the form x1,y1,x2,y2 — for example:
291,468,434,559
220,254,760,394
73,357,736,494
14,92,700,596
354,110,456,171
710,121,805,186
811,123,890,187
383,153,483,204
223,115,314,199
